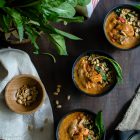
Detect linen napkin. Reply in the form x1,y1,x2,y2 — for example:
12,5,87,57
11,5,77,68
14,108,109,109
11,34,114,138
110,86,140,140
116,87,140,131
0,48,54,140
76,0,100,18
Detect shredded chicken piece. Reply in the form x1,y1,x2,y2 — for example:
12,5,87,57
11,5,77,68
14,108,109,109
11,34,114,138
68,114,97,140
68,119,78,137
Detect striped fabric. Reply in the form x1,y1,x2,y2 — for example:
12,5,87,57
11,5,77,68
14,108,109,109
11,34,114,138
87,0,100,17
77,0,100,18
92,0,100,9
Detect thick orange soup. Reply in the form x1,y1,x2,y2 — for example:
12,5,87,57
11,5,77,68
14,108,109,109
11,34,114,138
105,8,140,49
73,54,116,95
58,112,99,140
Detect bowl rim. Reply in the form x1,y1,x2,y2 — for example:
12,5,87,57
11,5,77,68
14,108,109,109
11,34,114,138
103,4,140,51
5,74,46,114
72,50,117,97
56,109,105,140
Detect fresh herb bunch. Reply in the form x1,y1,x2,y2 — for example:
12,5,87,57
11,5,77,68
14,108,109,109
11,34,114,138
0,0,90,55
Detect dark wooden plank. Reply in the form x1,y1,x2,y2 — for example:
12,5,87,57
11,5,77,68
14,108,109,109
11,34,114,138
1,0,140,139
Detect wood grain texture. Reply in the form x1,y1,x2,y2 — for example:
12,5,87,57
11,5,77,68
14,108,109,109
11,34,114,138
1,0,140,139
5,74,46,114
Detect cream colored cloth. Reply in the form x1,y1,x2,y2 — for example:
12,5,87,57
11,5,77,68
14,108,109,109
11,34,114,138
116,87,140,131
77,0,100,17
0,48,54,140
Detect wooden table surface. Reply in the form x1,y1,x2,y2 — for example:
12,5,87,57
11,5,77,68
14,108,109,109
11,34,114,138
2,0,140,139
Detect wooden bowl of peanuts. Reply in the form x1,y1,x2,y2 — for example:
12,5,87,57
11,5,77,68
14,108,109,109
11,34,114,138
5,74,46,114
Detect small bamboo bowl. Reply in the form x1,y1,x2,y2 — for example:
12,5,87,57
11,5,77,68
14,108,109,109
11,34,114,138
5,74,46,114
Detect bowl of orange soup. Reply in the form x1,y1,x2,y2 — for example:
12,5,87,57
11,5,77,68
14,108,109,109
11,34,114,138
57,109,105,140
72,50,123,96
104,4,140,50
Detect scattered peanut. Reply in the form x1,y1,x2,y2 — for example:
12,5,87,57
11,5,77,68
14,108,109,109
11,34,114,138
53,92,59,96
56,105,62,109
53,84,72,109
56,88,60,93
53,84,62,96
55,100,59,105
67,95,71,101
57,85,62,88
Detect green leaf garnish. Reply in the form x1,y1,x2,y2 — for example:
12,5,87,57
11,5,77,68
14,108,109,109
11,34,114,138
95,111,105,140
95,56,123,83
135,4,140,10
95,66,107,81
115,8,122,16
